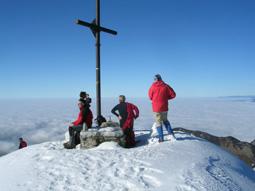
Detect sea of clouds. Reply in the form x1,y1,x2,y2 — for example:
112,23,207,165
0,97,255,156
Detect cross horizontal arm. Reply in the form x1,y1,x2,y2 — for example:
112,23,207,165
76,19,117,35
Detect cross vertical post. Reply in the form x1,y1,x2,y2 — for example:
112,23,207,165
76,0,117,120
96,0,101,117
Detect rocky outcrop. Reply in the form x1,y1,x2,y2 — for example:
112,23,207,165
251,140,255,146
174,127,255,168
80,122,125,149
100,121,119,128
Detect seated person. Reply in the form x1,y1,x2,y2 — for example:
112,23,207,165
19,137,28,149
64,99,93,149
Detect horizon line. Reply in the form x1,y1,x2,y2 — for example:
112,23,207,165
0,95,254,100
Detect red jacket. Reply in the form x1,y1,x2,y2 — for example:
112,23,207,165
148,80,176,112
122,103,139,130
19,141,27,149
73,108,93,128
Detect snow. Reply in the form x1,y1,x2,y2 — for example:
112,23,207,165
0,130,254,191
0,97,255,156
0,97,254,190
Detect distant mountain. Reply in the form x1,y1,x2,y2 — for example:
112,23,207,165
220,96,255,102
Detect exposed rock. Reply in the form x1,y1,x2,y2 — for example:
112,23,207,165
251,139,255,146
174,127,255,167
80,126,125,149
100,121,120,128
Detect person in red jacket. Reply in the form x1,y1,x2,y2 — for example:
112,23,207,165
64,98,93,149
148,74,176,142
19,137,27,149
111,95,139,148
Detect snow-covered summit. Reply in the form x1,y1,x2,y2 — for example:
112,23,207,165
0,131,254,191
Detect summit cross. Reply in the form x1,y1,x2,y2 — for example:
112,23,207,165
76,0,117,118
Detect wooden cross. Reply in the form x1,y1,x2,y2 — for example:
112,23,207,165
76,0,117,118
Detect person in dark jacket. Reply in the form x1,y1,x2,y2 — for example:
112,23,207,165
148,74,176,142
64,99,93,149
19,137,27,149
111,95,139,148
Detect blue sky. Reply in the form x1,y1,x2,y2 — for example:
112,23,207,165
0,0,255,98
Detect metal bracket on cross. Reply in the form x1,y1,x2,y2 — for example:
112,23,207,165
76,19,117,37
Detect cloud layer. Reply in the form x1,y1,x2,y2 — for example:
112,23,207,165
0,97,255,156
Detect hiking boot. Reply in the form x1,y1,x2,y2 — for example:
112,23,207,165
63,142,75,149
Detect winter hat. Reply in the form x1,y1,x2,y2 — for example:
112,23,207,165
154,74,162,81
80,91,87,99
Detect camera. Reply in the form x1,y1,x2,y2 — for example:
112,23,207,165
85,95,92,104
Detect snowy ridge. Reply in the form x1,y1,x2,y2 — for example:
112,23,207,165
0,131,254,191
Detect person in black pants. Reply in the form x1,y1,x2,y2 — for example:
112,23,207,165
111,95,139,148
64,99,93,149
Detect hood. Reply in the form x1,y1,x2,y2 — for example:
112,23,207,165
152,80,165,87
